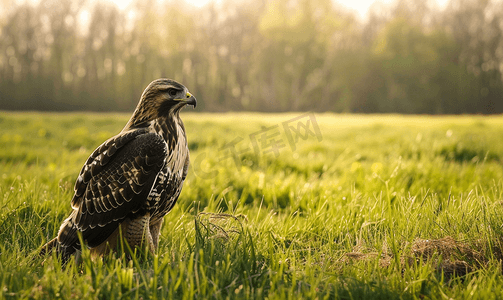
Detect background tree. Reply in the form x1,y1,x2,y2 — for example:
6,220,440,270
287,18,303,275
0,0,502,114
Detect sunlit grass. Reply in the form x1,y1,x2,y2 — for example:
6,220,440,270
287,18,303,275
1,112,503,299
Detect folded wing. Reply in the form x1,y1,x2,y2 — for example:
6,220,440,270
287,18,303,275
58,129,167,249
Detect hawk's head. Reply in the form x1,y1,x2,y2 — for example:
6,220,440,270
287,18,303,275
126,79,197,129
142,78,197,112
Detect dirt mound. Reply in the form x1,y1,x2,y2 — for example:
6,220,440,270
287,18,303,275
343,236,502,280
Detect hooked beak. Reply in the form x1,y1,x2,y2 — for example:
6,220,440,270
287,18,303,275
184,92,197,108
174,92,197,108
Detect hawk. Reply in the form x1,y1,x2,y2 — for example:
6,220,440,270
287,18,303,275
41,78,196,261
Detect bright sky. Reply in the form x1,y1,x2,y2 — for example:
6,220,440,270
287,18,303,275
336,0,449,18
109,0,451,18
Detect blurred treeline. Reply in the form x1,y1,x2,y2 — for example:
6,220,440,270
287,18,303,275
1,0,502,113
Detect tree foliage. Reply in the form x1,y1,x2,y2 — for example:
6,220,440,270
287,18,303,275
0,0,502,113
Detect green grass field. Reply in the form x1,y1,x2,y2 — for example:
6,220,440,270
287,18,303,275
1,112,503,299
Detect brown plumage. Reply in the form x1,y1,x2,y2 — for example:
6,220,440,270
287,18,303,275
40,78,196,261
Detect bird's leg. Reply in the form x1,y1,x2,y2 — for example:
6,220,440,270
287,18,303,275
126,213,155,254
149,218,163,250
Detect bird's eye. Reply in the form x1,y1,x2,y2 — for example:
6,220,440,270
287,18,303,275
168,89,178,97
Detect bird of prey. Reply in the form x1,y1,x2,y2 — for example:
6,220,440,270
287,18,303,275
41,78,197,261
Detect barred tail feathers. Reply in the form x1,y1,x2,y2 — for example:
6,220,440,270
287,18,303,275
40,214,80,261
39,237,58,256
